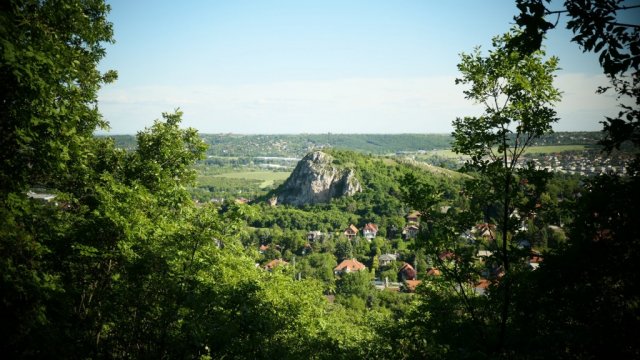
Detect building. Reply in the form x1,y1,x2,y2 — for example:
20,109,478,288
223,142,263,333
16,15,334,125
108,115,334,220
474,223,496,240
403,279,422,293
264,259,288,271
362,223,379,240
334,258,366,275
398,262,417,281
406,211,421,223
379,253,398,267
403,224,419,239
307,230,324,242
344,224,359,240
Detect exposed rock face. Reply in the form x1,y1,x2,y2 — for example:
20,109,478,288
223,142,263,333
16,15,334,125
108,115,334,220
276,151,362,206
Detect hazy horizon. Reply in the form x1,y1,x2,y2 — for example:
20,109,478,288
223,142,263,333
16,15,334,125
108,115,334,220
97,1,625,135
98,130,603,136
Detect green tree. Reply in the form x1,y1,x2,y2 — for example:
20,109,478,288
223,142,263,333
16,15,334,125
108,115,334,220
0,1,382,358
0,0,116,354
403,29,562,357
452,29,560,352
379,260,402,284
506,3,640,357
508,173,640,359
297,252,337,293
335,237,354,261
335,270,374,310
126,110,207,204
513,0,639,161
0,0,116,196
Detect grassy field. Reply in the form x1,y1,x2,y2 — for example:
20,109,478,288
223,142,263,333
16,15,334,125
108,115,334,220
419,145,589,159
523,145,588,154
212,171,291,188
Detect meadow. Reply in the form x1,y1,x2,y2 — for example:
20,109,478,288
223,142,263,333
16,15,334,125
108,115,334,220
420,145,589,159
212,171,291,188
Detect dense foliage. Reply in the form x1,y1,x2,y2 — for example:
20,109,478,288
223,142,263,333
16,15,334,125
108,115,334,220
513,0,639,159
0,2,378,358
107,131,608,158
2,0,638,358
200,133,453,157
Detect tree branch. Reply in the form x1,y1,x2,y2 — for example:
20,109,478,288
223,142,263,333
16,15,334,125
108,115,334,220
546,4,640,15
435,250,487,344
606,22,640,29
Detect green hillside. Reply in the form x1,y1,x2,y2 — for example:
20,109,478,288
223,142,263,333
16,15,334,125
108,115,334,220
252,149,465,234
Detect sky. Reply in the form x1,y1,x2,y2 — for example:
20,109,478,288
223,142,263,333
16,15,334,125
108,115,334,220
97,0,623,134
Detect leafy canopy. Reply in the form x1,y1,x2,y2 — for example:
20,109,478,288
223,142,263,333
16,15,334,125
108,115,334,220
0,0,117,195
453,30,561,169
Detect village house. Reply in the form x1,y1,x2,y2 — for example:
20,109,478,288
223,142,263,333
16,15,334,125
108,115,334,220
474,223,496,240
234,197,251,205
344,224,359,240
26,190,56,203
307,230,324,242
403,279,422,293
403,224,419,239
334,258,366,275
529,250,543,270
362,223,378,241
398,262,417,281
379,253,398,267
438,250,456,262
406,210,421,223
474,279,490,295
477,250,494,260
264,259,288,271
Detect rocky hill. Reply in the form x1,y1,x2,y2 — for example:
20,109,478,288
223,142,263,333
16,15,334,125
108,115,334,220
274,151,362,206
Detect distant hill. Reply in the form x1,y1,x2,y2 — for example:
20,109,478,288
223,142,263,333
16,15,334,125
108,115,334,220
102,132,606,158
248,149,468,236
199,133,453,157
259,150,466,224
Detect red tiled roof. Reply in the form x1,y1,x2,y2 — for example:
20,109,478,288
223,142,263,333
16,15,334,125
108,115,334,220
399,262,417,280
334,258,366,272
427,268,441,276
438,250,455,261
475,279,490,289
363,223,378,232
259,244,269,251
475,223,496,238
264,259,288,270
404,279,422,292
530,250,544,263
344,224,359,235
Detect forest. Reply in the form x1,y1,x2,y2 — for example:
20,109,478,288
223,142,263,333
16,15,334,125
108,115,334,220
106,131,605,158
1,0,638,359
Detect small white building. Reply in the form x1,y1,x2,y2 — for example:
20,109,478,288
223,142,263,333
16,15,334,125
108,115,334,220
362,223,379,241
379,253,398,267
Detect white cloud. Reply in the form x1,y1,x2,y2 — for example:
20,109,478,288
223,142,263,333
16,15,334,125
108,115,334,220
98,73,619,134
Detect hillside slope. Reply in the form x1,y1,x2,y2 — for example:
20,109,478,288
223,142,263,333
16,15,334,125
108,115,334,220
275,151,362,206
259,150,465,228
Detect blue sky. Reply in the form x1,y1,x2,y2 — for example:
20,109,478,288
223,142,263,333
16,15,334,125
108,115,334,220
98,0,620,134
